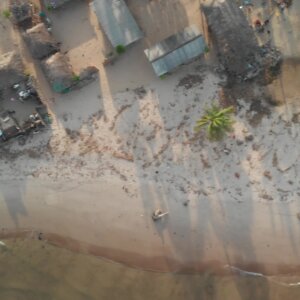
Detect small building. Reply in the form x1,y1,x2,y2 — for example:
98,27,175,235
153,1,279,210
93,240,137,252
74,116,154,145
0,51,25,91
144,25,206,77
42,52,98,93
91,0,143,48
23,23,59,59
9,0,33,27
42,52,74,93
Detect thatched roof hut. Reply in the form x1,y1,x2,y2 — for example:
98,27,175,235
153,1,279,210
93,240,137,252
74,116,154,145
9,0,33,26
23,23,59,59
0,51,25,90
42,52,74,93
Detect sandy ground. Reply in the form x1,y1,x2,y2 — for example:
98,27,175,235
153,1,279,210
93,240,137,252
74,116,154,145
0,0,300,275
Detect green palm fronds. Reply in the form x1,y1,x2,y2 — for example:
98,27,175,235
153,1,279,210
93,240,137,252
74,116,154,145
194,104,234,140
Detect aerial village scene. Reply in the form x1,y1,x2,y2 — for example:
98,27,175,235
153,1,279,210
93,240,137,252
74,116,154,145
0,0,300,299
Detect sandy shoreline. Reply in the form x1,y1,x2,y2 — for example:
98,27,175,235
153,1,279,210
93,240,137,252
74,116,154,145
1,177,300,276
2,228,300,276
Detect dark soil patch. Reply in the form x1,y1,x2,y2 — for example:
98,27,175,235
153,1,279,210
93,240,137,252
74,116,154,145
177,74,203,89
65,128,80,140
292,113,300,124
133,86,147,99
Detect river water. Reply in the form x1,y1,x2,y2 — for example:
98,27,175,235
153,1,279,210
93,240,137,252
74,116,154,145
1,238,300,300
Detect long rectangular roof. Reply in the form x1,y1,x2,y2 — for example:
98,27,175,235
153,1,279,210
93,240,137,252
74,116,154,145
92,0,143,48
144,26,206,76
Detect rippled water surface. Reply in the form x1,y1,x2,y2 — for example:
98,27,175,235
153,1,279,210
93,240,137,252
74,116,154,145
1,238,300,300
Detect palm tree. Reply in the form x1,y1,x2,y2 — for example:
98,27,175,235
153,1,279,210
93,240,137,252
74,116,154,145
194,104,234,140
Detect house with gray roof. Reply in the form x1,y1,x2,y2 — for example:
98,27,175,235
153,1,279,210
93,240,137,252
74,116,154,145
91,0,143,49
144,25,206,77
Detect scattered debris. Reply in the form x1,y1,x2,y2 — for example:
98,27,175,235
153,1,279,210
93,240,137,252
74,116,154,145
133,86,147,99
245,134,254,142
0,241,7,248
263,171,272,180
177,74,203,89
152,209,168,221
183,200,190,206
223,148,231,155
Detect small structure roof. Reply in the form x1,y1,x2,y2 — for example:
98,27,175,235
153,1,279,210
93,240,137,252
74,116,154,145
42,52,74,93
0,51,25,90
144,26,206,77
9,0,32,25
23,23,59,59
91,0,143,48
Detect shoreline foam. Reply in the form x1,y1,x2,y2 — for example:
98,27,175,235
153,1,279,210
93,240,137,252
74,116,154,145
2,228,300,276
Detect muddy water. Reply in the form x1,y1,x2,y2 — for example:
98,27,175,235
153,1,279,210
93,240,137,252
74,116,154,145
0,239,300,300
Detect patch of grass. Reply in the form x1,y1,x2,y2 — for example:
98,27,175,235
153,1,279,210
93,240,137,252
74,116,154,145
115,44,126,54
46,5,53,11
2,9,11,19
194,104,235,141
159,74,167,79
204,46,210,53
72,74,80,82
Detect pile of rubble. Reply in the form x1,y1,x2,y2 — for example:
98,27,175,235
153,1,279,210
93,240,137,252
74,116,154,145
202,0,282,83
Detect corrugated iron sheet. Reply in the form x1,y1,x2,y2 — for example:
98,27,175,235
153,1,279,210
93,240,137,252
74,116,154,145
144,26,206,76
92,0,143,48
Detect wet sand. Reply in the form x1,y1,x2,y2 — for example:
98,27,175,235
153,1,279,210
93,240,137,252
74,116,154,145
1,238,300,300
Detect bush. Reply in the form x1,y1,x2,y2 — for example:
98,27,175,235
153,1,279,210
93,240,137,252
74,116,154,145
194,104,234,141
46,5,54,11
72,74,80,82
2,9,11,19
159,74,167,79
115,45,126,54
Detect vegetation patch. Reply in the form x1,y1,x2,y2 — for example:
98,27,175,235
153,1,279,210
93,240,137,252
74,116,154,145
194,104,234,141
2,9,11,19
115,45,126,54
72,74,80,82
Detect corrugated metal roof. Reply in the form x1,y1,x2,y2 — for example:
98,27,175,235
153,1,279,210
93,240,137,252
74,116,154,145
144,26,206,77
92,0,143,48
144,25,201,62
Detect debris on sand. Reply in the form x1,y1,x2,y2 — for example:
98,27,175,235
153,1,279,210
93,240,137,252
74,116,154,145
177,74,203,89
152,209,168,221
